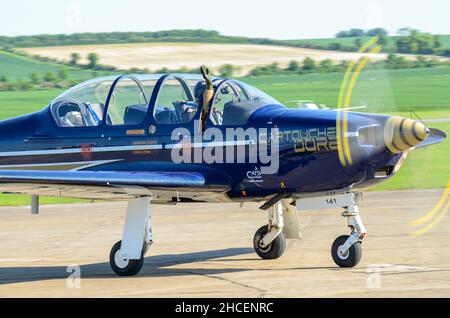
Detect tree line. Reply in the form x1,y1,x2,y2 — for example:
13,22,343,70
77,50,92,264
1,28,448,57
247,54,448,76
0,29,277,48
309,28,449,57
336,28,388,38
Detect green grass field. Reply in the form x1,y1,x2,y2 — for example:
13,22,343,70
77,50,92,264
0,195,89,206
0,51,97,81
0,66,448,206
243,67,450,117
440,35,450,48
0,89,63,119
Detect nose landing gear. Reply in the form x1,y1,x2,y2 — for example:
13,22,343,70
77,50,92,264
330,193,366,268
280,191,367,268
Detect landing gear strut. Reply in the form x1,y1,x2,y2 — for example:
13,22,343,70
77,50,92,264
295,191,366,268
253,201,286,259
331,197,366,268
109,197,153,276
253,198,303,260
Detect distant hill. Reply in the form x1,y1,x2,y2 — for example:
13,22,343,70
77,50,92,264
0,50,100,81
0,29,279,48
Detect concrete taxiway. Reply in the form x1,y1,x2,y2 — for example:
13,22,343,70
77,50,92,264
0,189,449,297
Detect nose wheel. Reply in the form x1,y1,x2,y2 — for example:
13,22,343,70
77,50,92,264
330,195,366,268
293,192,367,268
331,235,362,267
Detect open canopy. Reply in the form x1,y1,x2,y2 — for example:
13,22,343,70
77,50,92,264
49,74,282,128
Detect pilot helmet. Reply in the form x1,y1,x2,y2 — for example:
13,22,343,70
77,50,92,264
65,111,83,126
194,81,206,102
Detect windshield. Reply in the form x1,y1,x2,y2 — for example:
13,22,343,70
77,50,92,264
50,76,119,127
235,80,281,105
210,80,282,126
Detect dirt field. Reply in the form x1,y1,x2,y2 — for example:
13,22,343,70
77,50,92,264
19,43,391,74
0,189,449,297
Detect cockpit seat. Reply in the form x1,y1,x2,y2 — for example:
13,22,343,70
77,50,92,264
155,107,179,125
123,104,148,125
222,101,262,126
173,101,198,123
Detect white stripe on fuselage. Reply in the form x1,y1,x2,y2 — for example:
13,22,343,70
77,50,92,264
0,160,122,171
0,141,254,157
0,144,163,157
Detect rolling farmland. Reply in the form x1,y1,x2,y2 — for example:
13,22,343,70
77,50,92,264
0,51,96,81
18,42,391,75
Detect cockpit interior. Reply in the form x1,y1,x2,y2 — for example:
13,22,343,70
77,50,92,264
49,74,281,129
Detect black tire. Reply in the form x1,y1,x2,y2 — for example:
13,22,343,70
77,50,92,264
331,235,362,268
253,225,286,259
109,240,144,276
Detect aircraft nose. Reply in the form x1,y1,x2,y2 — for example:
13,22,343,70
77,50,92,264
383,116,430,153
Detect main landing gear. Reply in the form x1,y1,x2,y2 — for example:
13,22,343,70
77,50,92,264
253,201,286,259
253,192,366,268
109,197,153,276
253,198,301,260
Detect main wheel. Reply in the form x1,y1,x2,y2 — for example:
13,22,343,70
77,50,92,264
331,235,362,268
109,240,144,276
253,225,286,259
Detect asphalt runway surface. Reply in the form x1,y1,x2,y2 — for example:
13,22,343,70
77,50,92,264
0,189,449,297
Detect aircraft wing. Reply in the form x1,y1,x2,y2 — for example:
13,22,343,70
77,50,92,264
415,128,447,150
0,170,231,201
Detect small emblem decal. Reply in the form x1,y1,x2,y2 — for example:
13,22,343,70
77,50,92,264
246,167,263,184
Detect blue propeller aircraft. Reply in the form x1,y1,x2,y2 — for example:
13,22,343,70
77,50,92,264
0,66,446,276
